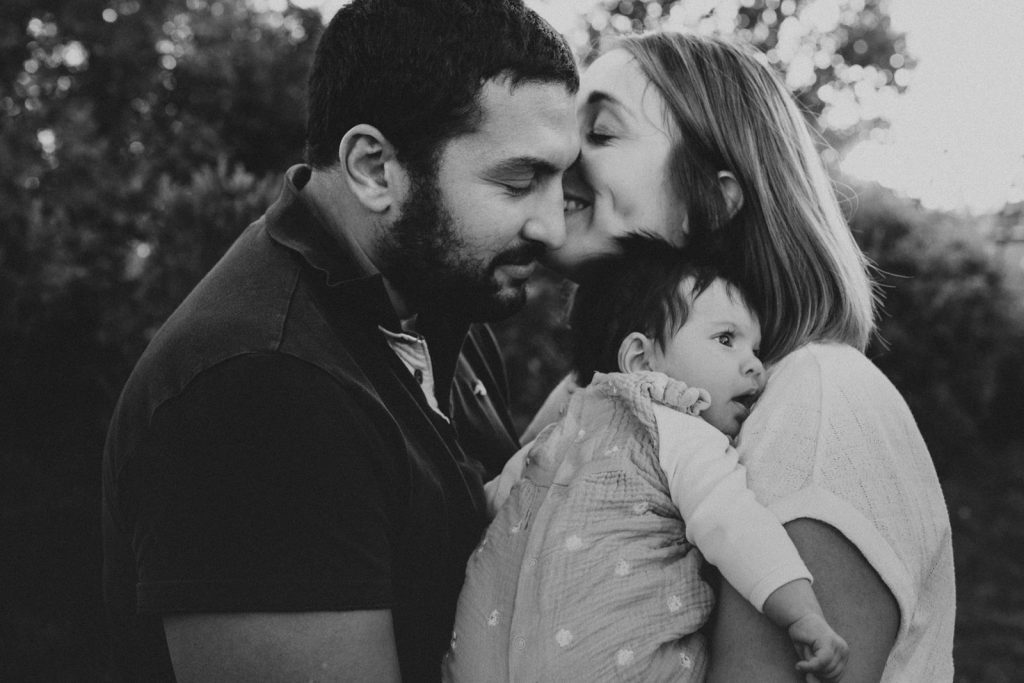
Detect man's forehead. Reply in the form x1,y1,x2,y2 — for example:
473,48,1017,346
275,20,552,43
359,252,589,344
460,78,579,165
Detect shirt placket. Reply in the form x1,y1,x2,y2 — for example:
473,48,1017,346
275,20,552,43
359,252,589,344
379,326,448,421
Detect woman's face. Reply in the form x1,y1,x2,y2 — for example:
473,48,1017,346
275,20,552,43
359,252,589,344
544,49,689,276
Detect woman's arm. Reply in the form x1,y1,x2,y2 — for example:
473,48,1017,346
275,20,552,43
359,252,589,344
707,518,899,682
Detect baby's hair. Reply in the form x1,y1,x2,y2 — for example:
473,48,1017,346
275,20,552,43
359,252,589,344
570,233,755,386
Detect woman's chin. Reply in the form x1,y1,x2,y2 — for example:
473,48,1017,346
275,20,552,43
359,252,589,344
540,247,584,279
544,216,618,278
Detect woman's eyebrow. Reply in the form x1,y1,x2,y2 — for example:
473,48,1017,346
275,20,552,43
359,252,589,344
582,90,633,121
585,91,617,106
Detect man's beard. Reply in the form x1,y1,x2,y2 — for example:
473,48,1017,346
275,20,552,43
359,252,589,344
376,168,541,322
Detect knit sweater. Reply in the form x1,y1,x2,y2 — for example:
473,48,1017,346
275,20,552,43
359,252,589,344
736,342,955,681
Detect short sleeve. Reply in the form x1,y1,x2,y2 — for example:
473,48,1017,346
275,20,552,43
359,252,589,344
735,343,950,641
130,352,402,613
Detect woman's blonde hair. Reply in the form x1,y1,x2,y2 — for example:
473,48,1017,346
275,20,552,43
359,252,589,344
616,32,877,361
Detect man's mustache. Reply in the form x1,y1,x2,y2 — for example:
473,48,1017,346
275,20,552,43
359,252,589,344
493,242,546,268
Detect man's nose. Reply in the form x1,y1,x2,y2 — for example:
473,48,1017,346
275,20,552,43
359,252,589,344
522,186,567,250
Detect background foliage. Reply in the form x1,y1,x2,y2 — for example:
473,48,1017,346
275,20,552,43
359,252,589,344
2,0,1022,680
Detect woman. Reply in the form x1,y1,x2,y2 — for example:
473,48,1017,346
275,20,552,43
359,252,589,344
528,32,954,681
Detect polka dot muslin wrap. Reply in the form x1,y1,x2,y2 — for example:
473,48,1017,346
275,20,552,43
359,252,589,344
443,373,712,682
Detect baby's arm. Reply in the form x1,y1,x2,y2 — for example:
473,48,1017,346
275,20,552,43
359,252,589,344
651,404,848,680
763,580,848,680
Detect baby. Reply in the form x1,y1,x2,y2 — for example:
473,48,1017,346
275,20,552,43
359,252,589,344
444,235,847,682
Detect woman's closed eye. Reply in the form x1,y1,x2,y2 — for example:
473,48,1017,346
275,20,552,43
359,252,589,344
581,104,625,146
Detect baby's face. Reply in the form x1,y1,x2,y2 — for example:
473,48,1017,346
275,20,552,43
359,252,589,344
648,279,765,437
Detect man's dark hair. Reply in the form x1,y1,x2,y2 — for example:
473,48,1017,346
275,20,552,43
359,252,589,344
570,233,756,386
305,0,579,174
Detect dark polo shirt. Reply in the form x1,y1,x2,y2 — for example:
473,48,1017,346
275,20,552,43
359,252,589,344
101,166,520,681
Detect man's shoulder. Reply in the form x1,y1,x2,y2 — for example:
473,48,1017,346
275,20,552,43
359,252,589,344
119,231,385,438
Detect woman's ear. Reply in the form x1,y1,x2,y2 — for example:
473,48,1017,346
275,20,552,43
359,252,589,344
617,332,657,374
717,170,744,219
339,124,406,213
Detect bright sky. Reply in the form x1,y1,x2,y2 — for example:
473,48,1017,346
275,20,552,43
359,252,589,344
842,0,1024,214
295,0,1024,215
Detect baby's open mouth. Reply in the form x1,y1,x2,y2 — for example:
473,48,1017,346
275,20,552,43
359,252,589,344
733,391,760,411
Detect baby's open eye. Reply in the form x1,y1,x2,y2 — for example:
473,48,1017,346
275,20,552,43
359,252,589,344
715,333,734,347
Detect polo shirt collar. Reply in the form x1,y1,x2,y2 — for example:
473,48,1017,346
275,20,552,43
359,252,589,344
265,165,403,331
264,164,471,398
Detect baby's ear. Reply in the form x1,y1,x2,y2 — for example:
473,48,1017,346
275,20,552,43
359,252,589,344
617,332,656,374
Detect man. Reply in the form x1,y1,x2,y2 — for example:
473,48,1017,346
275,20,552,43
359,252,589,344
101,0,579,679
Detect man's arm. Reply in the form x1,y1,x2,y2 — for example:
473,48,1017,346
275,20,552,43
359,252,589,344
138,356,403,680
707,519,899,682
164,610,402,683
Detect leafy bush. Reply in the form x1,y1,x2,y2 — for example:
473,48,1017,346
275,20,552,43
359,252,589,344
850,183,1024,480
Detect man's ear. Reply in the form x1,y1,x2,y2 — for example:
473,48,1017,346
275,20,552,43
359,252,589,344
339,124,406,213
617,332,657,374
717,170,744,219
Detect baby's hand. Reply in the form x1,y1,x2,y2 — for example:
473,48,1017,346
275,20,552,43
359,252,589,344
788,612,848,682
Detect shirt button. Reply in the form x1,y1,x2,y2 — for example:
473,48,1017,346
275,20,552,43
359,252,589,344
512,635,527,651
525,557,538,570
413,369,424,384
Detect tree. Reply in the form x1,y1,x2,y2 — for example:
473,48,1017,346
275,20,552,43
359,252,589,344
550,0,913,148
848,182,1024,479
0,1,320,678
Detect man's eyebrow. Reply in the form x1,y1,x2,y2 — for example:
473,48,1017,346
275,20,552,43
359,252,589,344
488,156,563,177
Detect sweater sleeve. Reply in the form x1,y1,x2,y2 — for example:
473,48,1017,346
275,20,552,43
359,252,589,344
651,403,812,611
735,344,956,642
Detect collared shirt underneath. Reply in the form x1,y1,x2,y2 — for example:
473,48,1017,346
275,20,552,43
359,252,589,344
380,317,449,421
